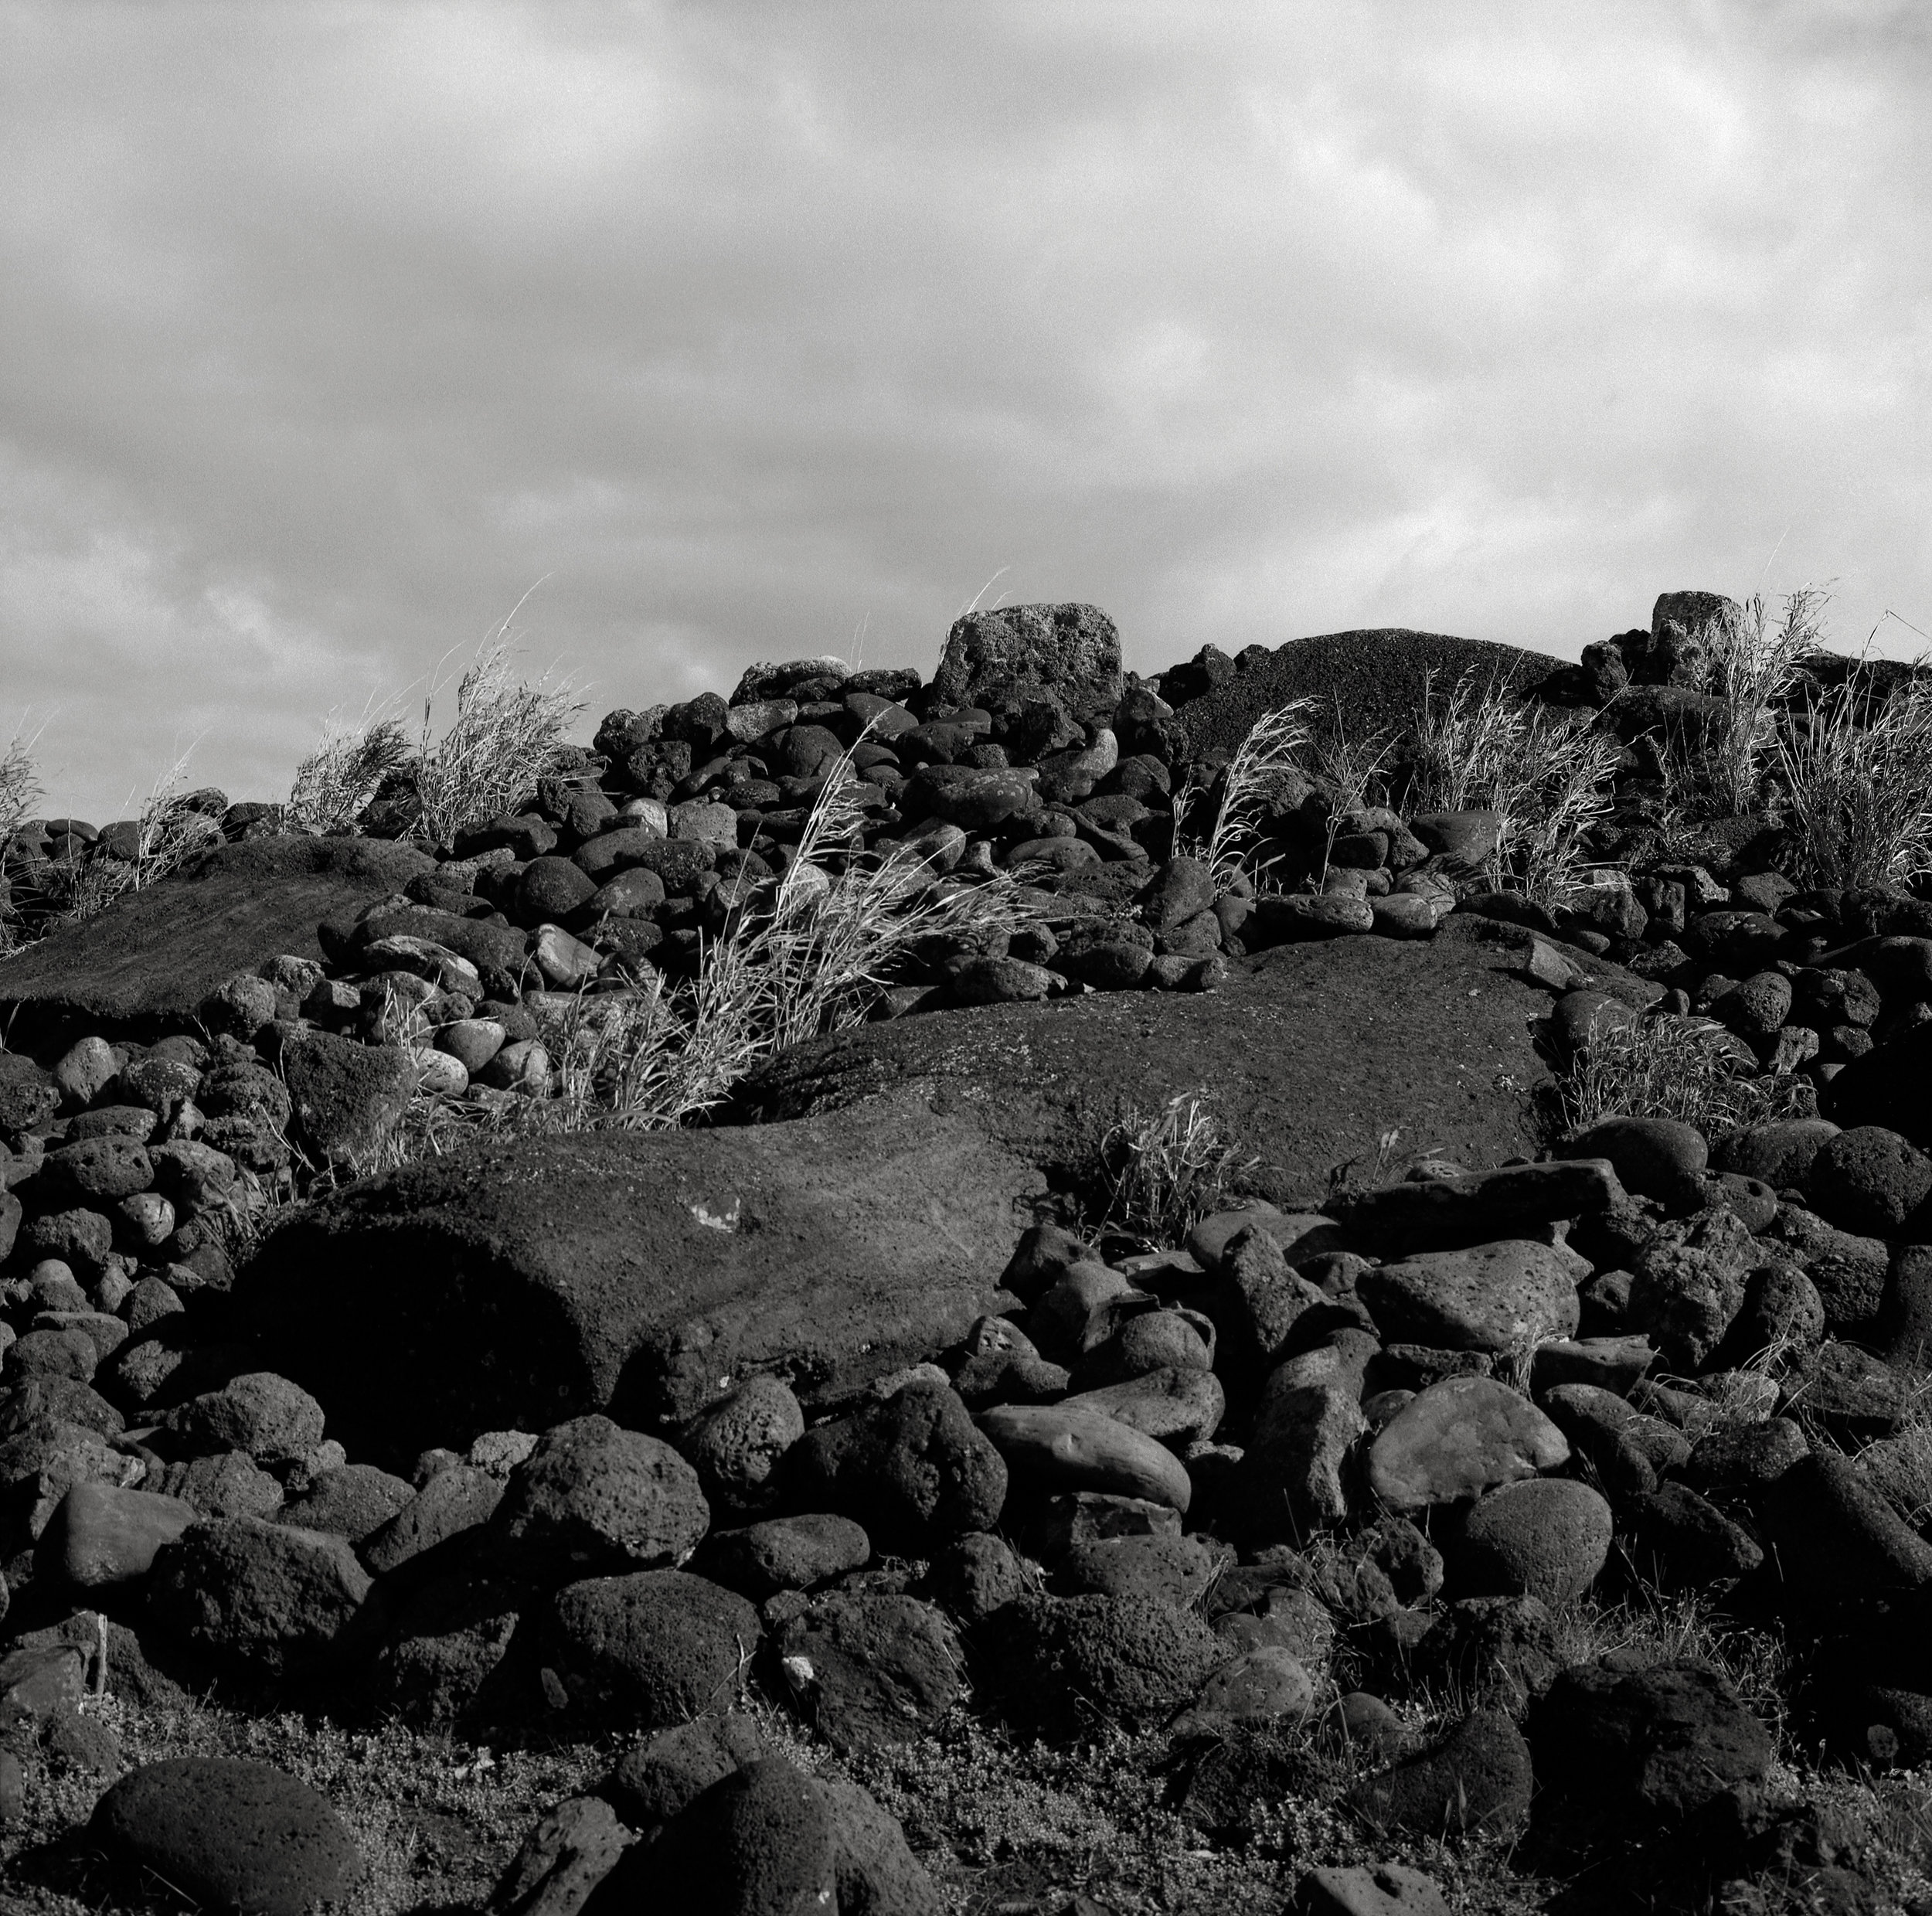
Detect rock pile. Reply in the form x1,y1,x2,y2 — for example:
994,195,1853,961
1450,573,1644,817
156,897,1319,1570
1,592,1930,1909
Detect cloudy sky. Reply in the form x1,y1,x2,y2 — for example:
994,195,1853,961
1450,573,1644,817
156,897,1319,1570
3,2,1928,823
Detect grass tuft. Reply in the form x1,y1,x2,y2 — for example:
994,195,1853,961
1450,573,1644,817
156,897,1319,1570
1175,701,1313,887
1774,649,1932,891
287,712,413,837
1094,1091,1258,1247
1408,669,1621,904
1557,1011,1813,1136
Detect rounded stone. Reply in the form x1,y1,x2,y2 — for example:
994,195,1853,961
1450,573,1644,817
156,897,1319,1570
1563,1116,1708,1210
168,1372,326,1464
1367,1377,1569,1513
516,855,597,923
543,1568,760,1730
1807,1127,1932,1237
486,1414,710,1577
680,1375,805,1515
90,1758,363,1916
1449,1478,1613,1605
704,1513,871,1600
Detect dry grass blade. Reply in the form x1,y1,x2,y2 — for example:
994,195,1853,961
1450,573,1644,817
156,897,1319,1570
1410,669,1619,902
1699,587,1827,814
0,723,45,953
1557,1011,1811,1135
1176,700,1313,885
515,741,1030,1132
288,713,413,836
1774,652,1932,890
412,638,585,847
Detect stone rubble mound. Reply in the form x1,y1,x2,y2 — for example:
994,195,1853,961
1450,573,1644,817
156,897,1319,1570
0,593,1927,1910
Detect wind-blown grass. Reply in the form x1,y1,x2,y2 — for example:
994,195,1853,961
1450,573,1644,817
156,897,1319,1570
1774,651,1932,891
287,713,413,837
1094,1091,1258,1247
1556,1010,1811,1136
1699,587,1828,814
1175,700,1312,886
509,749,1030,1132
0,725,44,952
1409,669,1621,903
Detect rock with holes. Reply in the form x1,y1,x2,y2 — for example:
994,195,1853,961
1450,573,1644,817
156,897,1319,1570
775,1591,964,1752
1356,1240,1583,1356
541,1570,760,1731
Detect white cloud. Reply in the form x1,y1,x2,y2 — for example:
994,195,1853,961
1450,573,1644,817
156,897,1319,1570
1,0,1927,818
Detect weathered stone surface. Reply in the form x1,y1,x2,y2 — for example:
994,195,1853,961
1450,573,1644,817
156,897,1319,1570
542,1569,760,1731
240,1103,1036,1456
1357,1240,1583,1355
1241,1339,1372,1537
995,1593,1228,1735
1368,1377,1568,1513
90,1758,364,1916
484,1415,709,1579
40,1481,196,1589
776,1591,963,1751
933,602,1123,717
146,1516,373,1676
1628,1209,1757,1370
1346,1708,1532,1836
1447,1479,1612,1605
0,837,430,1040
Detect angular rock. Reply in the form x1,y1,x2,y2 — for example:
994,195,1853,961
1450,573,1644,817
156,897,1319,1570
1241,1339,1372,1538
279,1031,414,1166
40,1481,196,1590
1628,1209,1757,1371
994,1592,1227,1736
147,1516,373,1676
168,1372,325,1464
776,1591,962,1751
787,1380,1005,1548
1357,1239,1583,1356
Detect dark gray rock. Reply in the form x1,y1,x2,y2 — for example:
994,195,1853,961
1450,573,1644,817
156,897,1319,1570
703,1513,871,1600
484,1414,709,1581
542,1568,759,1731
775,1591,963,1751
146,1516,373,1676
167,1372,325,1463
279,1031,414,1166
786,1380,1005,1549
90,1758,363,1916
992,1592,1227,1736
1346,1708,1532,1836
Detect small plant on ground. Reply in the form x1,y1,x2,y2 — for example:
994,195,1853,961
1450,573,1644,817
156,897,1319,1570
1774,648,1932,891
1409,669,1621,903
1556,1011,1813,1136
1094,1091,1257,1247
1308,702,1396,885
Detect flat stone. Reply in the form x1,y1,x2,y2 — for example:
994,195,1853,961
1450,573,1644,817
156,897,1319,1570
1357,1239,1583,1356
237,1106,1033,1457
1368,1377,1568,1513
705,1513,871,1600
1330,1160,1625,1258
0,837,430,1042
90,1758,363,1916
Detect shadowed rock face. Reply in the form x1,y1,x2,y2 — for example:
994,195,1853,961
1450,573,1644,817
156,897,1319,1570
0,837,433,1043
238,1094,1043,1464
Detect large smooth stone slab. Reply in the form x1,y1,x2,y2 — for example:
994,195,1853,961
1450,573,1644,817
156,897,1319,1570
1368,1377,1569,1513
0,837,431,1041
240,1094,1040,1460
743,916,1580,1200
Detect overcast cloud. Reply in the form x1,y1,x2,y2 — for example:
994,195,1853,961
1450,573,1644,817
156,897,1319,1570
3,2,1929,822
